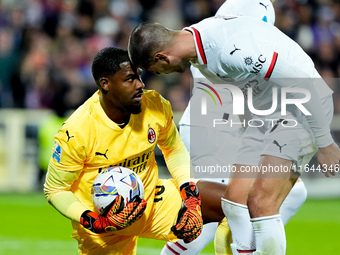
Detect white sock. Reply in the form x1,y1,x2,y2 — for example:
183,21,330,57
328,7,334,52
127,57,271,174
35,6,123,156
160,222,218,255
251,215,286,255
221,198,256,251
280,180,307,225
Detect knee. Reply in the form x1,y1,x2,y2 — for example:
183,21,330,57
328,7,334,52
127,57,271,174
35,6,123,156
247,190,281,218
224,179,251,205
247,193,264,217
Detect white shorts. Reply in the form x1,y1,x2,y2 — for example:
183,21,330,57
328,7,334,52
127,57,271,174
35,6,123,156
234,95,334,173
180,124,242,181
179,75,243,180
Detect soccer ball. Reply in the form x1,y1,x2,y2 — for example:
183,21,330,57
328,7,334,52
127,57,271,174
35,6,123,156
91,166,144,214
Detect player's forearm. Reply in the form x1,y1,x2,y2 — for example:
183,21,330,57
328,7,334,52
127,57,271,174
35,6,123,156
302,95,333,147
162,141,193,186
271,59,333,147
277,78,333,147
47,190,88,222
158,120,194,185
44,164,87,221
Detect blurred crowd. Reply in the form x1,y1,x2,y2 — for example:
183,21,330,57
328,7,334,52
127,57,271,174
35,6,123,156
1,0,340,114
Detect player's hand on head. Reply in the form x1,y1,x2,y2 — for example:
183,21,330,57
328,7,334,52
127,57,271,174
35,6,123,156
80,195,147,233
317,142,340,177
171,181,203,243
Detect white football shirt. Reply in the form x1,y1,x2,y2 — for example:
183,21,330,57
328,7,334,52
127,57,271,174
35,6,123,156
216,0,275,25
180,0,276,126
184,16,333,147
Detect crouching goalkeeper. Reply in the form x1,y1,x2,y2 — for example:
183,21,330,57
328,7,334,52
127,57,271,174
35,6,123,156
44,46,226,255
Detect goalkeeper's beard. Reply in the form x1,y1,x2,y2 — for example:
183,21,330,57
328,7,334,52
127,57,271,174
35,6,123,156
128,102,142,114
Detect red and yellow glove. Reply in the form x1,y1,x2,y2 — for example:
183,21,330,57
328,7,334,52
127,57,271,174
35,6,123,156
80,195,147,233
171,181,203,243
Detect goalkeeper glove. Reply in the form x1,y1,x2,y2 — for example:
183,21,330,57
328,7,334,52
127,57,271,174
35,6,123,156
80,195,147,233
171,181,203,243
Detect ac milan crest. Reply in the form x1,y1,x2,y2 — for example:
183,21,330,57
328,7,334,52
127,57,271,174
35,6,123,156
148,128,156,143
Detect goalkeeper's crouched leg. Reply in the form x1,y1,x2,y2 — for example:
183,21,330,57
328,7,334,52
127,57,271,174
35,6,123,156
214,218,233,255
161,222,218,255
160,218,233,255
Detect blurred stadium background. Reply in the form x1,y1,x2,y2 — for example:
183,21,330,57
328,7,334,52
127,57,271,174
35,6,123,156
0,0,339,254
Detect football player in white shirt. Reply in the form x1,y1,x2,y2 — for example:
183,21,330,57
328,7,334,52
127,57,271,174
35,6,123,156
160,1,306,255
128,3,339,255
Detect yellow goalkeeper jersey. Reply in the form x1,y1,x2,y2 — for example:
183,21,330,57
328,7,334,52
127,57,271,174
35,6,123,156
47,89,190,237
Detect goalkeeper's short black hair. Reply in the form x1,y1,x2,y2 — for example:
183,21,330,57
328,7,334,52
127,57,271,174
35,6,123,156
92,47,130,93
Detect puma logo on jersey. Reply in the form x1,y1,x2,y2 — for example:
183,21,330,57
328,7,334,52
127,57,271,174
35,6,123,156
66,130,74,142
259,2,269,10
230,45,241,55
273,140,287,153
95,149,109,159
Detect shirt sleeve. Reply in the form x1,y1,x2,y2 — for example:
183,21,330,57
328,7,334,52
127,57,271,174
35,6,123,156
157,99,195,187
219,39,333,148
265,53,333,147
44,163,88,221
49,126,86,172
44,127,89,221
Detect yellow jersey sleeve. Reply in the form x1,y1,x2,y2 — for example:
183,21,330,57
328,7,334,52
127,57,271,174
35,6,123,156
49,126,87,172
44,163,87,221
156,96,193,186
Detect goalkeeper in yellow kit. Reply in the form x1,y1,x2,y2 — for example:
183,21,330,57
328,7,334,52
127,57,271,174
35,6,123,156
44,47,226,255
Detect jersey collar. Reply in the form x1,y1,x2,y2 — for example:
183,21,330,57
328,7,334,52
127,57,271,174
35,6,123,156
184,27,207,65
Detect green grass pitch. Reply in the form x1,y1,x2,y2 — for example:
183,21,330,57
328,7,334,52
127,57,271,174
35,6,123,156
0,193,339,255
